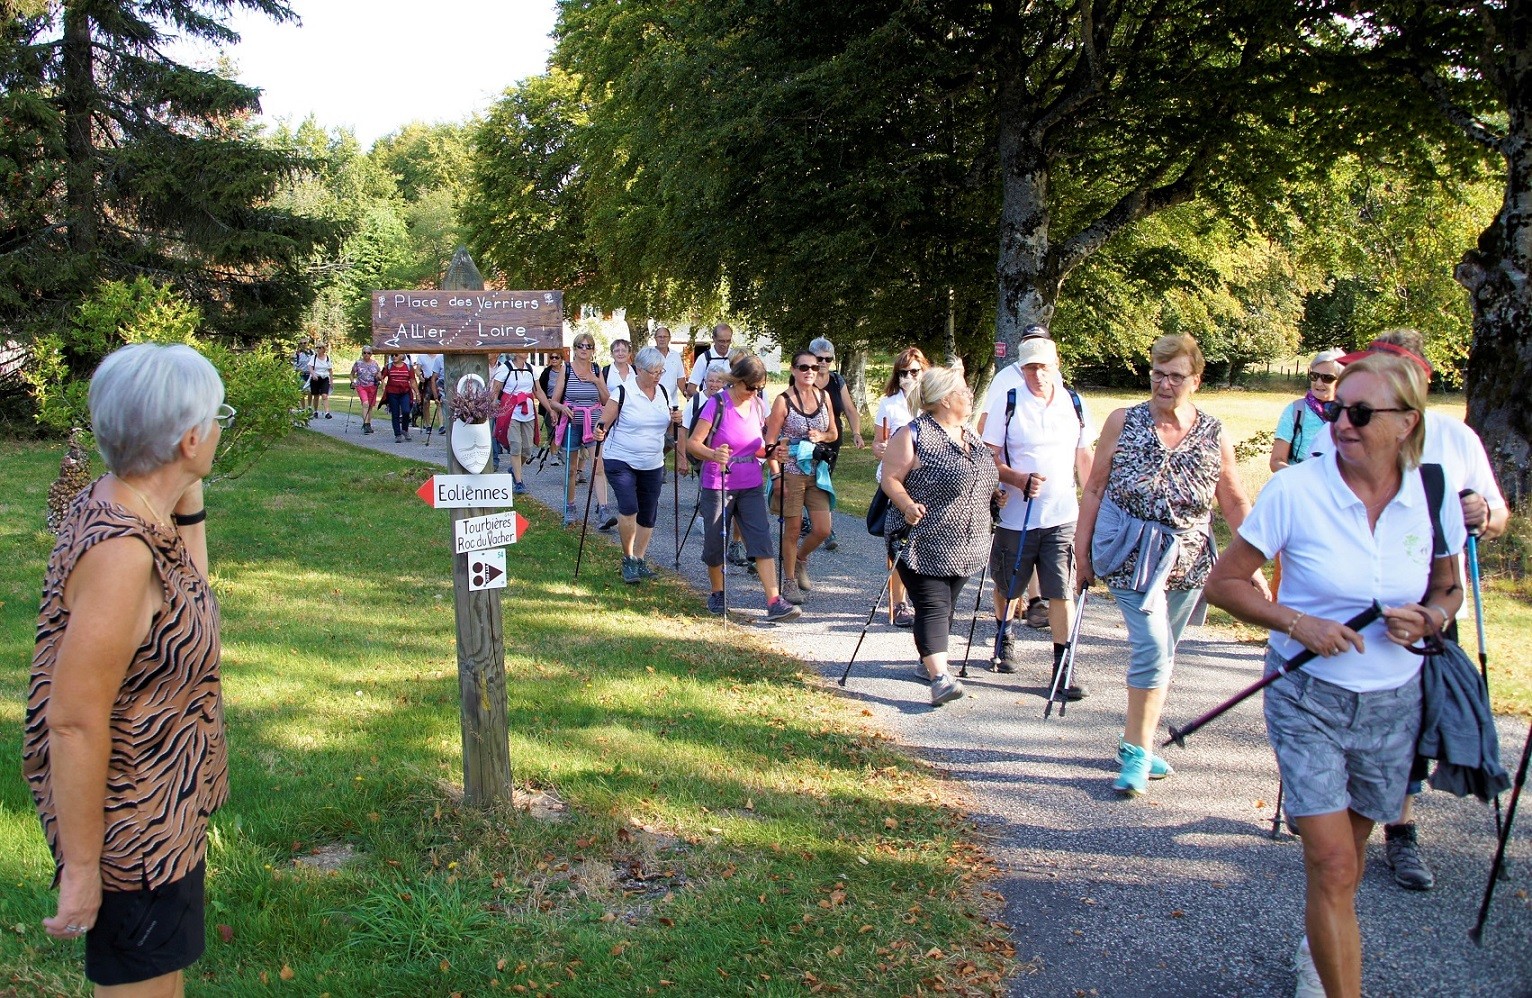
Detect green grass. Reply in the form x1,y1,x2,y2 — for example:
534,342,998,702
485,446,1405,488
0,436,1010,996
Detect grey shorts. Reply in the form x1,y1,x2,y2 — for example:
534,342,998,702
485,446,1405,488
988,521,1074,600
505,418,536,456
1262,646,1421,824
699,487,774,567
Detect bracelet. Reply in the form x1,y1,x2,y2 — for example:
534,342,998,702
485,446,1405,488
1426,603,1450,630
1285,611,1305,638
172,509,206,526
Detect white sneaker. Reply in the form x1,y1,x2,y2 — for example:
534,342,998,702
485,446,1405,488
1294,936,1325,998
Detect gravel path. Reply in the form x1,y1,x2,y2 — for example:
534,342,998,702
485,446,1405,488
309,413,1531,997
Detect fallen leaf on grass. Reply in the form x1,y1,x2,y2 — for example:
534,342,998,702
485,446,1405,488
279,964,295,981
216,924,234,943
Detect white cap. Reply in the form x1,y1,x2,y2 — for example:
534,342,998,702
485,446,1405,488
1015,337,1058,367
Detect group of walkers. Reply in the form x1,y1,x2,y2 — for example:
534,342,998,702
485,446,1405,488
294,340,447,443
868,325,1511,998
24,327,1516,998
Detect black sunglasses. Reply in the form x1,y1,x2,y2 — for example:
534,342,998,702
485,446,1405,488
1320,400,1410,427
795,363,820,372
816,355,834,364
1309,372,1338,384
897,368,922,377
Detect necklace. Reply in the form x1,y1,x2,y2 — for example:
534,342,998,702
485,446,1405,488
115,477,168,528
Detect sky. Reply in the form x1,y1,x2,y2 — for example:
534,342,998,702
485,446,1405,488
190,1,560,147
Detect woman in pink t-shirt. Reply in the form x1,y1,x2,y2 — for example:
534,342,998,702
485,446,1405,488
687,355,800,623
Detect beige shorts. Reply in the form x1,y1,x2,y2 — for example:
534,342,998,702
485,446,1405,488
772,471,831,517
506,418,536,456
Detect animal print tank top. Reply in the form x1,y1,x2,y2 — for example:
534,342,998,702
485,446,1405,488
24,486,227,891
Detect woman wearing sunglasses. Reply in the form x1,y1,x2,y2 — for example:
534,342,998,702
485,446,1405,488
550,335,613,527
764,350,839,604
874,347,931,626
1205,351,1465,998
1270,349,1345,472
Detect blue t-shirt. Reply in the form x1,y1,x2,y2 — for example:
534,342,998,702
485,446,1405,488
1274,398,1327,466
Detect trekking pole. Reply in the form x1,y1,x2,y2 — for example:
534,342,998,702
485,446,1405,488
1465,524,1509,863
344,390,356,433
573,436,605,580
1044,588,1089,719
775,434,788,594
992,496,1035,669
840,531,911,686
1270,781,1286,840
720,458,730,630
672,409,681,568
1163,601,1384,749
1470,721,1531,945
423,395,441,447
957,560,989,679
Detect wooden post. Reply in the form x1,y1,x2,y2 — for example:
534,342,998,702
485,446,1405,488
441,247,512,807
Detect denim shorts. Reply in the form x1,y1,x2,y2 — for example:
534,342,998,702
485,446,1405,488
1262,646,1421,824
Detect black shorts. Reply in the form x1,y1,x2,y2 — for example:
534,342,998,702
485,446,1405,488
86,860,206,986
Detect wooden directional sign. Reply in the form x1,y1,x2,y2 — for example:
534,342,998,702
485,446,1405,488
454,511,529,554
417,474,519,509
372,289,564,353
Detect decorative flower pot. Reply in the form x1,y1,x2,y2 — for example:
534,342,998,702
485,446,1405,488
452,418,492,474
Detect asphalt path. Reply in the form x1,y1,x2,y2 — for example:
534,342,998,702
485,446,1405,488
307,409,1530,997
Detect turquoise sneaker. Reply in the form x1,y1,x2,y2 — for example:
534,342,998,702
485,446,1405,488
1118,739,1175,780
1113,742,1151,797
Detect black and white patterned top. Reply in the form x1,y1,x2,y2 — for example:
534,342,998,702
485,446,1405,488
885,413,998,577
781,386,831,478
1103,401,1223,590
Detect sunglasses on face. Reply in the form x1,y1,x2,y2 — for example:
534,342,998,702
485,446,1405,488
795,363,821,372
575,343,594,350
1309,372,1338,384
1320,400,1410,427
897,368,922,378
816,355,834,365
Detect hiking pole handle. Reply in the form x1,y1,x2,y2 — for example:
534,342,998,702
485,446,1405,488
1164,601,1383,750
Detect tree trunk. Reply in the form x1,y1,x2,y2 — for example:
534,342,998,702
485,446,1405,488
840,341,870,425
61,3,96,256
994,78,1059,375
625,313,649,348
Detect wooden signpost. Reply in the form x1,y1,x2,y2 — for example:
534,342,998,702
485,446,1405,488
374,246,563,807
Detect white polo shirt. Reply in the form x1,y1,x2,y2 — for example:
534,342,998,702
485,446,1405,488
603,384,674,471
656,347,685,398
687,347,729,390
1239,452,1466,692
981,381,1093,531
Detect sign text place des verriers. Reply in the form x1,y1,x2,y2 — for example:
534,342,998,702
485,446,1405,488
373,290,564,353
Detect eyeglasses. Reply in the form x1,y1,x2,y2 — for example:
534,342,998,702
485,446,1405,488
897,368,922,379
214,404,237,429
795,363,821,372
1309,372,1338,384
1320,400,1410,427
1149,370,1190,387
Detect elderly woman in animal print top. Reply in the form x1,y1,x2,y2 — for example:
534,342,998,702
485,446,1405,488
24,343,231,995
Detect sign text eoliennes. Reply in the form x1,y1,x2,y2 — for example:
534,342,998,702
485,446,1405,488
372,289,564,353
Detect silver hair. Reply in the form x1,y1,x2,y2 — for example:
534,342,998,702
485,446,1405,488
907,364,966,414
89,343,224,477
634,345,666,373
1310,348,1345,369
807,337,835,357
705,359,731,380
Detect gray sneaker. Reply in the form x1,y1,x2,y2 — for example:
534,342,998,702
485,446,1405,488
1383,823,1434,890
780,578,805,605
930,673,964,706
765,597,801,622
597,504,618,531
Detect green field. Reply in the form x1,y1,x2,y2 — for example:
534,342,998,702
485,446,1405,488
0,437,1010,996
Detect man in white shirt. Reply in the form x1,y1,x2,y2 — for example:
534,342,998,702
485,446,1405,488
684,323,734,399
977,323,1067,628
653,326,686,399
413,353,444,433
980,337,1095,695
1321,329,1510,893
